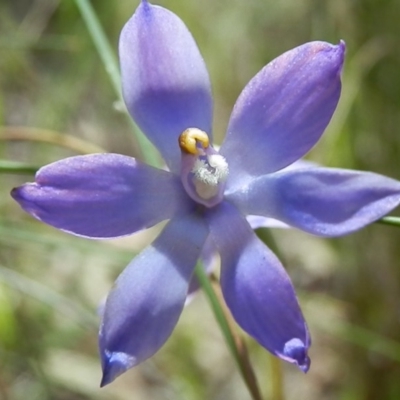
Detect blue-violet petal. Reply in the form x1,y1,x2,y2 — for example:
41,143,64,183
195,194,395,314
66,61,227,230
120,1,213,173
221,41,344,190
100,212,208,386
11,154,191,238
229,167,400,237
206,202,310,371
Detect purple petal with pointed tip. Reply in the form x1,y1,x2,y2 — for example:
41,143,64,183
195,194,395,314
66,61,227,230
221,41,345,190
11,154,191,238
246,215,289,229
206,202,310,371
237,159,317,230
229,167,400,237
186,211,290,304
100,213,208,386
120,1,213,173
186,235,217,304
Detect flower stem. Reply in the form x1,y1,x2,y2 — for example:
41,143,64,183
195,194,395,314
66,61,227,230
194,264,263,400
376,216,400,228
0,160,39,175
73,0,160,167
269,355,284,400
73,0,120,96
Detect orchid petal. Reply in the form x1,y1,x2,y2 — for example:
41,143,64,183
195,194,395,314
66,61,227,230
240,160,317,230
11,154,191,238
186,215,286,304
283,159,319,171
229,167,400,237
247,215,289,229
100,213,208,386
206,202,310,371
120,1,213,173
221,41,344,190
186,235,217,304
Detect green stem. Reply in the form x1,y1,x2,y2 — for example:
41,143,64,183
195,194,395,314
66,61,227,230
269,355,284,400
0,160,39,175
73,0,120,95
376,216,400,228
195,265,263,400
73,0,160,167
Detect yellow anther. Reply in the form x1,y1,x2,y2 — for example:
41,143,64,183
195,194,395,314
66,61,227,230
179,128,210,155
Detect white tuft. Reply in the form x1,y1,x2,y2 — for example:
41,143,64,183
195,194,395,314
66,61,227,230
192,155,229,186
207,154,229,181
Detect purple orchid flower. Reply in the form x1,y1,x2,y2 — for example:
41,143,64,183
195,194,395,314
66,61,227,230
11,0,400,386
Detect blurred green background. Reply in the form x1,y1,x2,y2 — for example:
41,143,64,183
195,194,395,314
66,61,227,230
1,0,400,399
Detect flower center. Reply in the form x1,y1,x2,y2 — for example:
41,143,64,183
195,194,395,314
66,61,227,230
179,128,229,208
